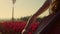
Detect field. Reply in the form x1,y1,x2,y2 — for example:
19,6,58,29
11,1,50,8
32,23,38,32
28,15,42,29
0,20,39,34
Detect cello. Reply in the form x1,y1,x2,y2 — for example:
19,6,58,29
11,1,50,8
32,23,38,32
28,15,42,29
22,0,60,34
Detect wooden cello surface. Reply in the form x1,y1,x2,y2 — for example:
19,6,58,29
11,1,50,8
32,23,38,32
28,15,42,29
40,11,60,34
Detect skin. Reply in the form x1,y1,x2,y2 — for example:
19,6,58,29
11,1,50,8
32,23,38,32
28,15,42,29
22,0,52,34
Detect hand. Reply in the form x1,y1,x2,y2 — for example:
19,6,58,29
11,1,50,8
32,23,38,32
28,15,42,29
21,29,27,34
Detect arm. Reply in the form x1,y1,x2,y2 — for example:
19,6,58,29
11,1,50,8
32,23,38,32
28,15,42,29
22,0,52,34
34,0,52,17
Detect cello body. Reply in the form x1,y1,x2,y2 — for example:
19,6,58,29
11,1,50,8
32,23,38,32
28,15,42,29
40,11,60,34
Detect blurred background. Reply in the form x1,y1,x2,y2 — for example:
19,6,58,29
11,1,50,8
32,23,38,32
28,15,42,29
0,0,50,20
0,0,51,34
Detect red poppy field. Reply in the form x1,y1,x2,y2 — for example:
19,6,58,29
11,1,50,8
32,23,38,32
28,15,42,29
0,21,39,34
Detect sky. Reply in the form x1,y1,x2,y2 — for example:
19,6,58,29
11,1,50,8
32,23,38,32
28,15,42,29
0,0,49,19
